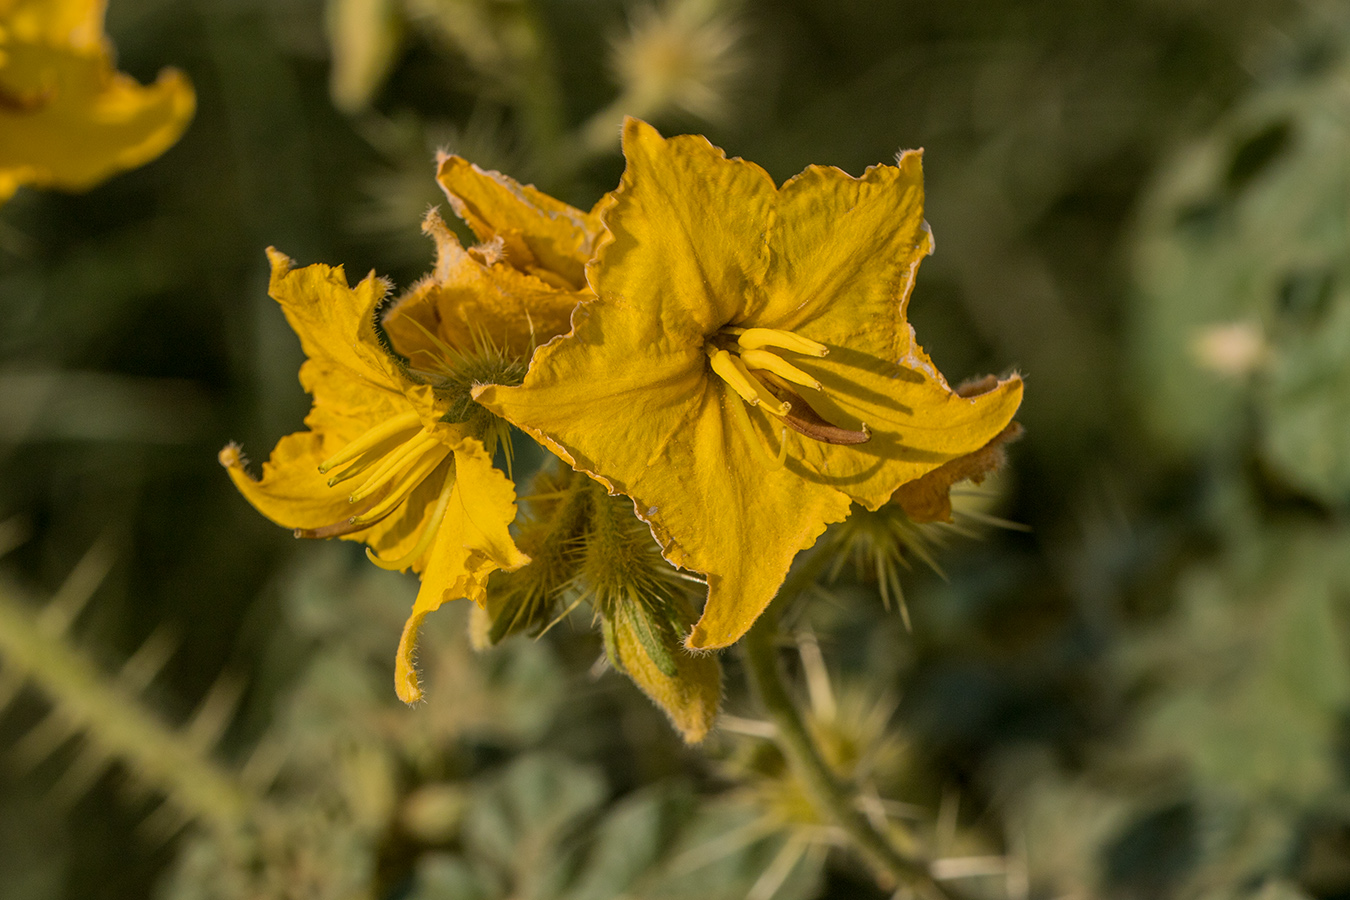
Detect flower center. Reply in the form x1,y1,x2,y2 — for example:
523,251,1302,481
295,410,456,571
706,327,870,466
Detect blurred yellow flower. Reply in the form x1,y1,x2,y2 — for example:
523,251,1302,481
0,0,195,202
476,118,1023,651
222,158,605,703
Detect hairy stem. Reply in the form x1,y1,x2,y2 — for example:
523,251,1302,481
740,597,968,900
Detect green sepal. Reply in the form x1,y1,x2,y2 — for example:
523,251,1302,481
626,602,679,679
601,615,622,673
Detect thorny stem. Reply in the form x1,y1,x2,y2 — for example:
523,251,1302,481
0,577,251,831
740,558,970,900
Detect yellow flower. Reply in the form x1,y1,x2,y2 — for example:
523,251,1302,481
0,0,194,203
476,118,1023,651
221,158,604,703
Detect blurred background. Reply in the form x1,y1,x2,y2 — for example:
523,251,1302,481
4,0,1350,897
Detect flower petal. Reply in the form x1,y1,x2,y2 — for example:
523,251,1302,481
664,389,852,650
473,300,707,489
782,351,1024,508
382,210,585,365
219,433,359,533
218,418,452,560
394,438,530,703
436,154,604,290
596,117,777,340
265,249,396,383
757,151,930,361
0,39,194,201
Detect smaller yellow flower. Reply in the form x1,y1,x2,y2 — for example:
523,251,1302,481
222,157,606,703
0,0,195,203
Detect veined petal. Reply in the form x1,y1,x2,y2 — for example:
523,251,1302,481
758,152,930,361
648,388,852,650
436,154,605,289
265,248,398,386
593,117,777,341
394,438,530,703
298,358,406,435
785,350,1024,509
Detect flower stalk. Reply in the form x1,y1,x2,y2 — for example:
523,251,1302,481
740,593,968,900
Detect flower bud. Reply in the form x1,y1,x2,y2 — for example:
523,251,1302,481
604,597,722,743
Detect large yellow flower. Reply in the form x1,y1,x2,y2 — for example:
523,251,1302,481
0,0,194,203
476,118,1024,650
221,158,604,702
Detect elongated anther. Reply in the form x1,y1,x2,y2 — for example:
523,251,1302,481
348,431,438,503
736,327,828,357
708,348,789,415
351,448,451,525
318,410,422,473
293,497,400,539
740,348,823,390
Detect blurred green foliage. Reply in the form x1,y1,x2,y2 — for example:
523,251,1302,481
9,0,1350,898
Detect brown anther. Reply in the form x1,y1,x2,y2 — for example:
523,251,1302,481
293,495,399,539
769,383,871,446
0,86,53,114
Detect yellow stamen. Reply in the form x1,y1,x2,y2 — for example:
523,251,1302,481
736,327,829,358
724,391,784,470
708,348,790,415
348,431,439,503
366,466,456,571
318,410,422,474
351,446,451,524
740,348,823,390
326,454,382,487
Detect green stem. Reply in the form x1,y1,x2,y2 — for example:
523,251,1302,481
740,593,968,900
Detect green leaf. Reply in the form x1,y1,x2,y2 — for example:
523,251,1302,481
462,754,607,899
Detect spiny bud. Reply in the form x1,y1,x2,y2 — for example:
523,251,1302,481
473,465,591,647
603,596,721,743
585,485,721,742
